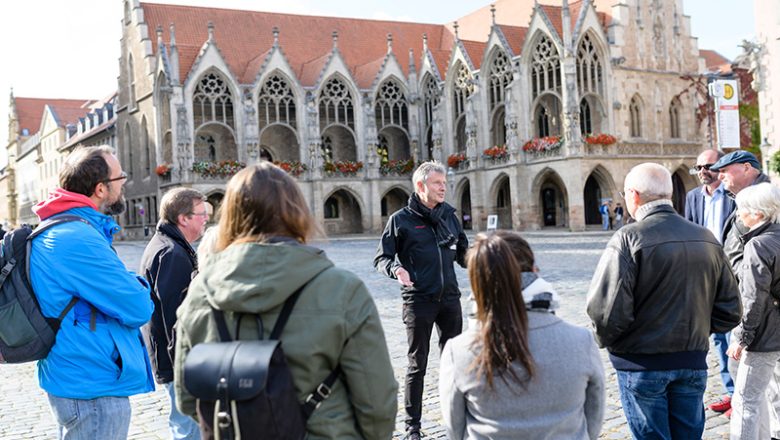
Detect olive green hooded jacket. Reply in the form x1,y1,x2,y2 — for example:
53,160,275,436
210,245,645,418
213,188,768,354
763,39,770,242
174,241,398,439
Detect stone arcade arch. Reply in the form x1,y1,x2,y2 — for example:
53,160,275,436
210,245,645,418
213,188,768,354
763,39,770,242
259,124,300,162
194,124,238,162
319,76,357,164
671,166,696,215
206,191,224,219
533,169,569,228
490,174,513,229
380,187,409,225
583,166,616,225
192,70,239,163
375,78,410,162
323,188,363,235
456,179,473,230
487,49,512,147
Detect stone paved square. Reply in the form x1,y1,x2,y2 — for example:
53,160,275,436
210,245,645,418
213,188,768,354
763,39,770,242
0,232,731,439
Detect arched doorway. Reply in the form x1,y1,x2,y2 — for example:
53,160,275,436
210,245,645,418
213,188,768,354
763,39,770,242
381,188,408,224
458,180,473,230
323,189,363,235
259,124,300,162
492,175,512,229
535,171,568,228
206,191,224,222
672,171,686,215
583,175,603,225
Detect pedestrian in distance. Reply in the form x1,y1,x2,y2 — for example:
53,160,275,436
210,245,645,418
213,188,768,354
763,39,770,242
374,160,468,440
684,148,737,416
30,145,155,440
599,200,610,231
587,162,741,440
174,162,397,439
441,231,604,440
140,188,209,440
614,203,624,229
725,183,780,440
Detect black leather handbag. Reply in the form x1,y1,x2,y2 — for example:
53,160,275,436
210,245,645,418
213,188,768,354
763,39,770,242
183,285,340,440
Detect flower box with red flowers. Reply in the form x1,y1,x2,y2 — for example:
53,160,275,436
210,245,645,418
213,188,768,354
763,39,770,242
482,145,509,161
380,158,415,176
155,163,172,177
191,160,246,178
447,153,468,169
274,160,308,177
323,160,364,176
583,133,618,146
522,136,562,152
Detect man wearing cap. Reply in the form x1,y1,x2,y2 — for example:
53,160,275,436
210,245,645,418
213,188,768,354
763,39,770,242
709,149,777,433
685,149,737,416
709,150,771,273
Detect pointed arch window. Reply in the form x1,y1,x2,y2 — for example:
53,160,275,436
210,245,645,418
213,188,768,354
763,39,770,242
193,72,235,130
531,35,561,99
141,117,151,175
452,62,474,119
580,99,592,134
422,74,440,130
127,54,136,110
489,50,512,110
318,77,355,129
669,98,681,139
630,95,642,138
258,74,296,130
375,79,408,130
577,34,604,97
124,122,134,179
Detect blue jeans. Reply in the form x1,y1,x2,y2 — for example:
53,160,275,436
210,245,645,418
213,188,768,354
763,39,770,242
712,332,734,395
47,394,131,440
601,214,609,230
165,382,201,440
617,369,707,440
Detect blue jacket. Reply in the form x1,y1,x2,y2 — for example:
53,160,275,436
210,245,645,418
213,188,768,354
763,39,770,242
30,206,155,398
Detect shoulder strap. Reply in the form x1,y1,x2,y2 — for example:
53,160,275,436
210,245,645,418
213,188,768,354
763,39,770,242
28,214,91,241
269,285,306,340
211,308,232,342
301,366,342,420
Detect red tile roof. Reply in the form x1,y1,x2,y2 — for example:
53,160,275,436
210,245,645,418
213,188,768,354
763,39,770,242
497,25,528,56
49,100,97,128
700,49,732,74
142,2,453,87
461,40,488,69
14,98,93,136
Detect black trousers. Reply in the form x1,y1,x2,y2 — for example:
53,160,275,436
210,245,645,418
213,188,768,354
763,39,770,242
402,298,463,430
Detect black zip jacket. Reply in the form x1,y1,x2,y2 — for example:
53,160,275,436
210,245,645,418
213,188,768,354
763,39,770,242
722,172,771,277
139,222,197,384
374,201,468,303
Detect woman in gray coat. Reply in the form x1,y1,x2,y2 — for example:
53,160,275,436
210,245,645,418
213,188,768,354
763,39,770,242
727,182,780,440
439,231,605,440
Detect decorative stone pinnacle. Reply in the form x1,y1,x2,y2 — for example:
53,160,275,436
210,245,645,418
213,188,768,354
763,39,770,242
491,4,496,25
387,33,393,53
422,33,428,51
332,30,339,48
169,23,177,46
272,26,279,45
453,21,459,39
207,21,215,42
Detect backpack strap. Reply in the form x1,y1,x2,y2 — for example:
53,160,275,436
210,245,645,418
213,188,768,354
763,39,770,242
211,308,232,342
269,285,307,340
301,365,342,420
26,214,94,330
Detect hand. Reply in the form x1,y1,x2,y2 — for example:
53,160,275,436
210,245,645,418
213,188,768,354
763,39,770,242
726,343,744,361
394,267,414,287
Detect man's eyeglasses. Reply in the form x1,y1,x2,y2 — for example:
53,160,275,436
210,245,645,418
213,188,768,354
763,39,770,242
690,163,716,174
103,172,128,183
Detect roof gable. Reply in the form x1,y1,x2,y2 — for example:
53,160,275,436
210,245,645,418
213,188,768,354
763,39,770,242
13,98,93,136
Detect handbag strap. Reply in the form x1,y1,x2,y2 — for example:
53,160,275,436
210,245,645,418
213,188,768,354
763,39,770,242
211,308,232,342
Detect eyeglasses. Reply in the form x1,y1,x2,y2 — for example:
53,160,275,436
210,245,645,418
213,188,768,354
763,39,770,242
690,163,716,173
619,189,637,199
103,172,128,183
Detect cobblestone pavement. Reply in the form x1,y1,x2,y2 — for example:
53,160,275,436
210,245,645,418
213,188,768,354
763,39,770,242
0,231,732,439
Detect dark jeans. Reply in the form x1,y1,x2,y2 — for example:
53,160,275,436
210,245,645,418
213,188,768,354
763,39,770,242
617,369,707,440
403,298,463,431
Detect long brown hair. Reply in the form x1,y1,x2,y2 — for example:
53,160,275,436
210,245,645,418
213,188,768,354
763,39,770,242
467,232,535,388
216,162,317,251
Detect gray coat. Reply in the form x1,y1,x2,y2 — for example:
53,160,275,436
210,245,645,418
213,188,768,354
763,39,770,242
439,313,605,440
734,222,780,352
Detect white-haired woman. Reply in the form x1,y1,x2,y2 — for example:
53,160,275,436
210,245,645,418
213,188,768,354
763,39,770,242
726,182,780,440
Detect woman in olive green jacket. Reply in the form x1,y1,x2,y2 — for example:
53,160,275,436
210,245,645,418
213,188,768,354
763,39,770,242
174,162,398,439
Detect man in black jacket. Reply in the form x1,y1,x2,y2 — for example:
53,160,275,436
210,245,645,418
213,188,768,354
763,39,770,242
140,188,208,440
374,161,468,440
587,162,741,439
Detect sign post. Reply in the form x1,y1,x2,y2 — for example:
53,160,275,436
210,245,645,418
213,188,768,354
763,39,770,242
709,79,740,149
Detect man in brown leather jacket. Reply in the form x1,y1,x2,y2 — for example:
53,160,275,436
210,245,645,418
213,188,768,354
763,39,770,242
587,162,741,440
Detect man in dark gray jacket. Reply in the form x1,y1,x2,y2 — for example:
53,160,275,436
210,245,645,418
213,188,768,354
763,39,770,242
140,188,208,440
587,162,741,440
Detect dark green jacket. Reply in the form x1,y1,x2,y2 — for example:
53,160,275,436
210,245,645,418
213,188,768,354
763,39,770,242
174,241,398,439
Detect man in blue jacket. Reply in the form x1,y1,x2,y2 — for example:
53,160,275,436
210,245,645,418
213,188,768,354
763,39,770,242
140,188,208,440
30,146,154,440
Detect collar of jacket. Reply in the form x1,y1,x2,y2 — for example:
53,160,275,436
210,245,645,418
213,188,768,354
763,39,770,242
157,221,197,266
739,220,779,244
634,199,674,221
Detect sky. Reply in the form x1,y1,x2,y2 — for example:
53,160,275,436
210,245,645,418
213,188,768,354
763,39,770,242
0,0,756,160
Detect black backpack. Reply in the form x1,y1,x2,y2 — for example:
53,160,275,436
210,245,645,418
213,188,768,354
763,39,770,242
183,283,340,440
0,215,89,364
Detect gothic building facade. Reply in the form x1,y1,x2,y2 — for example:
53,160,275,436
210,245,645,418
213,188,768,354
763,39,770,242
117,0,713,237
